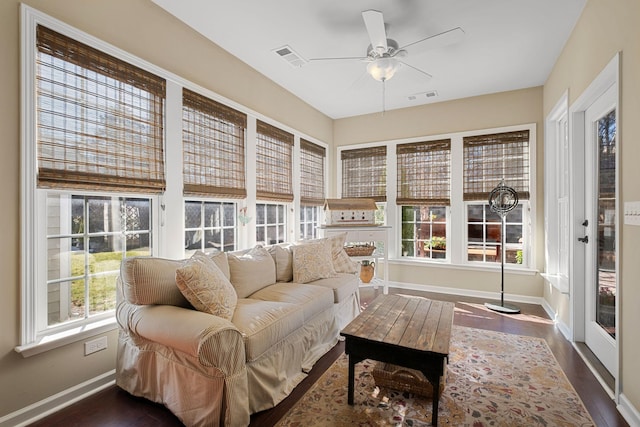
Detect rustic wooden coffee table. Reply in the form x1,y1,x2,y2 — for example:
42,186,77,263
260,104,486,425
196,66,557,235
340,294,455,426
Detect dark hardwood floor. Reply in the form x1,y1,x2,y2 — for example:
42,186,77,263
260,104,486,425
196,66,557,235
29,287,629,427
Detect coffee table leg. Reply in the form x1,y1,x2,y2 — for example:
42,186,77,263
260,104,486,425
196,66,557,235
422,370,441,427
347,355,355,405
431,376,440,426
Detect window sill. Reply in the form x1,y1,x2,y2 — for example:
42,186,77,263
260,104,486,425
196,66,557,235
389,257,538,276
541,273,570,294
15,317,118,358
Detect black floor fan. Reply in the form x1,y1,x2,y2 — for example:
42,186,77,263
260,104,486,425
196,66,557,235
484,180,521,314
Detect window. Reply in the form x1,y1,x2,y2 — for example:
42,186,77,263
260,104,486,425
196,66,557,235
463,130,530,201
299,205,321,240
299,139,326,239
182,88,246,198
464,130,530,266
341,146,387,201
256,203,286,245
401,206,447,259
21,10,331,354
35,25,166,193
185,201,237,256
23,23,166,347
182,89,245,256
467,203,525,264
397,139,451,259
544,95,570,291
46,195,152,326
256,120,294,202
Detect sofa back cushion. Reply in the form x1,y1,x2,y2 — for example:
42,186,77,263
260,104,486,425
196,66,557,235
120,251,230,307
120,257,191,307
228,246,276,298
266,243,294,282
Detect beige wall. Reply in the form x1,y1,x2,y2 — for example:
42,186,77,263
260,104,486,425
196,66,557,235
543,0,640,411
333,87,545,298
0,0,332,418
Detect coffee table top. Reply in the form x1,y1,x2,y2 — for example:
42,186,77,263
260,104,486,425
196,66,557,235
341,294,455,356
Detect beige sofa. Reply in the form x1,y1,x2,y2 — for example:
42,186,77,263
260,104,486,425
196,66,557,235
115,235,360,426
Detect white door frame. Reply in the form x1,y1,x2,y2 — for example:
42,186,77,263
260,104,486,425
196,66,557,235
568,52,620,398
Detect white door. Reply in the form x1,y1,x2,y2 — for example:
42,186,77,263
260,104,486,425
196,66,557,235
582,83,617,376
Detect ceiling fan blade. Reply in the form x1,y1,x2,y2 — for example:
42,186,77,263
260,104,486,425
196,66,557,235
362,10,388,53
307,56,368,62
398,27,465,52
398,60,433,80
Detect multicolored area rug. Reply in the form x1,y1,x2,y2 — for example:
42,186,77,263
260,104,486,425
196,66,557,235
276,326,595,426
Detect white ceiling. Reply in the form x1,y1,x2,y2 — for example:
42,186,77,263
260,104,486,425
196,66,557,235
152,0,586,119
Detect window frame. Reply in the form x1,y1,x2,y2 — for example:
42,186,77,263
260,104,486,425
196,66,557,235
255,202,289,245
299,204,322,240
464,201,529,267
19,8,169,355
400,205,449,261
184,199,238,256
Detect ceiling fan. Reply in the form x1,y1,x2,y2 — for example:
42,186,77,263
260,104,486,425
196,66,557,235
309,10,464,110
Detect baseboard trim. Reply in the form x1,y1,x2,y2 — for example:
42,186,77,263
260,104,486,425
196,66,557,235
540,298,572,340
618,393,640,427
387,280,544,306
0,370,115,427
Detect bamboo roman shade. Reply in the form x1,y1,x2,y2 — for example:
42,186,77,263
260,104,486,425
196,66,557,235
182,89,247,198
397,139,451,205
341,146,387,202
35,25,166,193
463,130,530,201
256,120,294,202
300,139,326,205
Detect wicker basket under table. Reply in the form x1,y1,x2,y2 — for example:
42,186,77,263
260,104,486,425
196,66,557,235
372,361,446,398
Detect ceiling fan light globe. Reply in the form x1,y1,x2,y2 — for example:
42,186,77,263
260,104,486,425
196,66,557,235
367,57,399,81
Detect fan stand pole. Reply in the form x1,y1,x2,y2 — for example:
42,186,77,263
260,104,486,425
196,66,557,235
485,215,520,314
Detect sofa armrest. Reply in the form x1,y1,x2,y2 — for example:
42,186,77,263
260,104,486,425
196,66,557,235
129,305,246,370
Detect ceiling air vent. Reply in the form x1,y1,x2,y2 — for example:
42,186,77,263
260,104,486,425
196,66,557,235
408,90,438,101
273,45,306,68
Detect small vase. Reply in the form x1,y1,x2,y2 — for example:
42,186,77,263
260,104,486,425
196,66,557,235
360,260,375,283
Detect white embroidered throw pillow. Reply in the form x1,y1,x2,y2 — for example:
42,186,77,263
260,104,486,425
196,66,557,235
292,240,336,283
175,251,237,320
327,233,359,274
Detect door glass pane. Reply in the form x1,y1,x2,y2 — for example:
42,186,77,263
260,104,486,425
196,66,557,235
596,109,616,338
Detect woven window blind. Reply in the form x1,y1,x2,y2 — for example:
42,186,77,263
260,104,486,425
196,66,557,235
182,89,246,198
300,139,326,205
397,139,451,205
36,25,166,193
463,130,530,201
341,146,387,202
256,120,294,202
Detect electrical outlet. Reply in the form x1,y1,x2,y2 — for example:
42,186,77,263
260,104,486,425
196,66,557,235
84,336,107,356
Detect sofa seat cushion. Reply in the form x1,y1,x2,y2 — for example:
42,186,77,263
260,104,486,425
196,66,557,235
308,273,359,304
250,282,334,322
232,299,304,361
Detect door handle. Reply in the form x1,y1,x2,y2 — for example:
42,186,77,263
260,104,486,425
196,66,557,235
582,220,589,227
578,236,589,243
